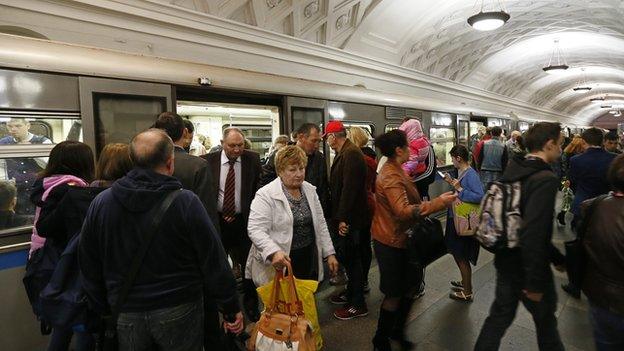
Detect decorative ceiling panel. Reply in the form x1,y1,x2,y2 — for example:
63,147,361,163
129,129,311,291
162,0,375,47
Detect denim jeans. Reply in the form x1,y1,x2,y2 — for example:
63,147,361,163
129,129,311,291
474,254,564,351
480,170,502,190
117,299,203,351
589,303,624,351
341,227,367,308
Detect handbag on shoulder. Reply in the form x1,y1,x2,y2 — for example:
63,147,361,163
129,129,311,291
247,261,315,351
406,216,446,267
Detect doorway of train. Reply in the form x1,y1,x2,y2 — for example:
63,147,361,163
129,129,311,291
175,87,283,163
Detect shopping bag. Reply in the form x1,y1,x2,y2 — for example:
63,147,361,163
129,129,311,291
452,199,480,236
253,263,320,350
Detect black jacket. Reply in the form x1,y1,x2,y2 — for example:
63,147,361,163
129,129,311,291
260,148,330,216
78,168,239,314
329,139,368,232
172,146,220,232
500,156,561,293
35,183,107,250
582,194,624,315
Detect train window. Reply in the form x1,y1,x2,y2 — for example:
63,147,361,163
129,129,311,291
93,93,166,152
292,107,323,133
487,118,503,127
385,123,400,132
0,117,82,145
178,102,280,160
430,127,456,167
0,155,49,233
518,121,530,132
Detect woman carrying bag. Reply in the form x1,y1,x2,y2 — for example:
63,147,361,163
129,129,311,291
371,130,456,351
443,145,484,302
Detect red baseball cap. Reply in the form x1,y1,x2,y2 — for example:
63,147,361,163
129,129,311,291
322,120,345,137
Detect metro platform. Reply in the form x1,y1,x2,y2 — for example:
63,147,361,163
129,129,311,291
315,212,594,351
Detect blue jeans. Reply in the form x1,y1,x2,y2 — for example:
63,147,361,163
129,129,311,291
480,170,502,190
47,327,94,351
117,299,203,351
590,303,624,351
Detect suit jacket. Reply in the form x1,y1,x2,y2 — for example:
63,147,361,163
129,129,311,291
329,139,369,232
173,147,220,231
202,150,262,223
569,147,617,215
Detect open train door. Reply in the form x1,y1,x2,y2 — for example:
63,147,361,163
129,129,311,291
78,77,173,156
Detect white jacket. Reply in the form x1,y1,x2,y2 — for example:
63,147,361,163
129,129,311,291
245,177,336,287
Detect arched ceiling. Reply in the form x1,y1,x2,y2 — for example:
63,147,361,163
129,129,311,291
161,0,624,124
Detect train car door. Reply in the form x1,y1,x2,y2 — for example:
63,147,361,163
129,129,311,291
79,77,173,155
284,96,328,160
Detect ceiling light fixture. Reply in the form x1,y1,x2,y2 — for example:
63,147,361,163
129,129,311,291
543,39,569,74
467,0,510,31
572,68,592,92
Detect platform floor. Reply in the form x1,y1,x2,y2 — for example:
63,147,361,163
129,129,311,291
315,211,595,351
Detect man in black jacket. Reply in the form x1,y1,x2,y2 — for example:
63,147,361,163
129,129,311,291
324,120,370,320
475,122,565,351
79,129,242,351
260,123,330,214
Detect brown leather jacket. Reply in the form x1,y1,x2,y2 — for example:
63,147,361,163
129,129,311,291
371,159,446,249
582,194,624,315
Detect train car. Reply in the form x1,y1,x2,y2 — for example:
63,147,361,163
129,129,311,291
0,33,563,349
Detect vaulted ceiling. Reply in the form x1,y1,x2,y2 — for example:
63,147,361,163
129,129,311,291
162,0,624,125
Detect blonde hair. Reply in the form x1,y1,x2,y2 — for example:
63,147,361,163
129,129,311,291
564,136,584,155
275,145,307,173
348,126,369,148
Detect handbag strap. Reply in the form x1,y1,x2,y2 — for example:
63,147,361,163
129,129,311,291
109,189,182,322
267,260,303,316
578,194,608,241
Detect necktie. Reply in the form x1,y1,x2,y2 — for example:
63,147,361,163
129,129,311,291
222,160,236,222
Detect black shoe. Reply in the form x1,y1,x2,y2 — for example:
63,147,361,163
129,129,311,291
372,335,391,351
561,284,581,299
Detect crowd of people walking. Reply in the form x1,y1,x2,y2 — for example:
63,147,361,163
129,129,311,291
13,111,624,351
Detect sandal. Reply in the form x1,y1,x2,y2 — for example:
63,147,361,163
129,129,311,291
450,281,463,288
449,291,473,302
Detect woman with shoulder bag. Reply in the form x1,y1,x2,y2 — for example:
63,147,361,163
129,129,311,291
371,130,456,351
443,145,484,302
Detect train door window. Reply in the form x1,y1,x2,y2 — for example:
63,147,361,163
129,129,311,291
178,102,280,161
430,127,456,167
518,121,530,132
292,107,323,133
93,94,166,150
458,120,470,147
487,118,503,127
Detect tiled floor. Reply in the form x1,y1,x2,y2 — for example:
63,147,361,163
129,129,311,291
316,210,596,350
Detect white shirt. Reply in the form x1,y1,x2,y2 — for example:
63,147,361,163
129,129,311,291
217,150,242,213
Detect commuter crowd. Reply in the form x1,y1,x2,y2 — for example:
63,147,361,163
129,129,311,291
7,112,624,351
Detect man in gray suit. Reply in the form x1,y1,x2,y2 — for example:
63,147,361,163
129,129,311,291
154,112,224,348
154,112,219,229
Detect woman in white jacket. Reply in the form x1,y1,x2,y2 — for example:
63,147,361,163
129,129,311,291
246,145,339,287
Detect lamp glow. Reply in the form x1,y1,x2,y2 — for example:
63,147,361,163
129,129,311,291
467,11,510,31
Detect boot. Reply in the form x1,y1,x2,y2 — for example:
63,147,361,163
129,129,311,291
391,297,415,351
372,308,396,351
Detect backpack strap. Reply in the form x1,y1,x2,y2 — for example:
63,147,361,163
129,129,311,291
107,189,182,325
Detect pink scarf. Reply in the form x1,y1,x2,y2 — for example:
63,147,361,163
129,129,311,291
29,175,88,257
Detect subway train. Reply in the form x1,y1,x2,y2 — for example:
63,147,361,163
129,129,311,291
0,33,587,350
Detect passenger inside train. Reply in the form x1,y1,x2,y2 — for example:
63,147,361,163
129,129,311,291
1,1,624,351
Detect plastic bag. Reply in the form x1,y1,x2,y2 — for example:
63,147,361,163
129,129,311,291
257,276,322,350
